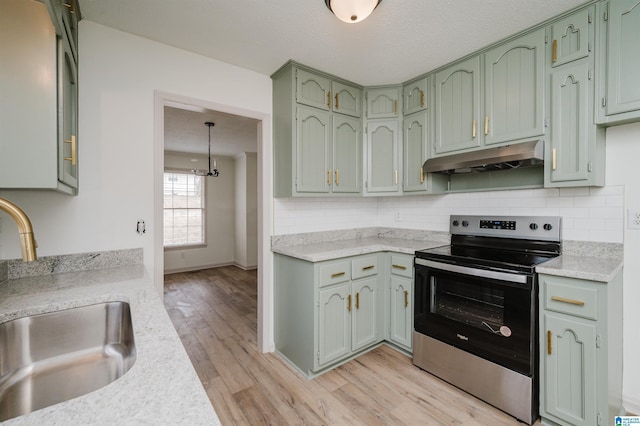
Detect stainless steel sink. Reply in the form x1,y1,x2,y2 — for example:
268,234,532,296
0,301,136,421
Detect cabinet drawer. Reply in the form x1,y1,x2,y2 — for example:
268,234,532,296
390,255,413,278
319,261,351,287
352,255,378,279
544,280,598,320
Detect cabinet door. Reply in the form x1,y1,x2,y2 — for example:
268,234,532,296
332,81,362,118
484,28,545,146
542,313,597,426
389,275,412,350
332,115,361,193
351,278,379,352
434,56,481,154
549,61,591,184
606,0,640,115
296,68,331,111
296,106,331,193
550,7,592,67
366,120,400,193
403,112,428,192
57,35,78,189
403,77,428,115
366,87,400,119
318,283,351,367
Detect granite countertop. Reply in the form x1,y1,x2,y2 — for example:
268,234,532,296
536,255,623,282
0,264,220,425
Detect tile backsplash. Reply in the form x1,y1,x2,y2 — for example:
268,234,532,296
274,185,625,243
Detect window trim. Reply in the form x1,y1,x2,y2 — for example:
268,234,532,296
163,168,207,249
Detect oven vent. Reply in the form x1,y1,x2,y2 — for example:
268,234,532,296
423,140,544,174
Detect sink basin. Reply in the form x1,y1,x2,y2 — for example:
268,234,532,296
0,301,136,421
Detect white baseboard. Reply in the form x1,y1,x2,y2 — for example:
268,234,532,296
624,394,640,416
234,263,257,271
164,261,234,275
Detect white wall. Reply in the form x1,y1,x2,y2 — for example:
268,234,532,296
163,152,236,273
234,152,258,269
0,21,272,274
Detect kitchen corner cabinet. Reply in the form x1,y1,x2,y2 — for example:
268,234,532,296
387,254,413,352
403,76,429,115
596,0,640,125
365,119,401,195
0,0,79,194
365,87,401,119
539,272,623,426
275,253,383,376
273,62,363,197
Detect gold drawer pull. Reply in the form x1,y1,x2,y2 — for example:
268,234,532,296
404,290,408,308
331,271,345,278
64,135,77,165
362,265,375,271
347,294,352,312
356,292,360,310
392,264,407,270
547,330,552,355
419,90,425,107
551,296,585,306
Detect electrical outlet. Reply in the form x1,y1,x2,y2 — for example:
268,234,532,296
395,211,402,222
628,209,640,230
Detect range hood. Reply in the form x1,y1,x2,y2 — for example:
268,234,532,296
424,140,545,174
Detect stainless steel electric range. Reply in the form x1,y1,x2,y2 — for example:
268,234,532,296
413,215,562,425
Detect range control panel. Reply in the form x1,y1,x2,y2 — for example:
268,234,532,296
450,215,562,241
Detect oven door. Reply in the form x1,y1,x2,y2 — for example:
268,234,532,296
414,258,537,376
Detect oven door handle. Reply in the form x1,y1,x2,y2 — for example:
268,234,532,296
415,258,528,284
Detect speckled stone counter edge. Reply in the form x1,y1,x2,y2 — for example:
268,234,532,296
5,248,143,280
0,261,7,284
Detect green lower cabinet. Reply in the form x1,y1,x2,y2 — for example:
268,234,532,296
389,275,412,351
539,272,623,426
318,283,351,367
351,277,380,352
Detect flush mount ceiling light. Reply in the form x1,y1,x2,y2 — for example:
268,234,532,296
325,0,382,23
192,122,219,177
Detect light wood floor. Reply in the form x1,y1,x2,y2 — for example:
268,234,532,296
164,266,538,425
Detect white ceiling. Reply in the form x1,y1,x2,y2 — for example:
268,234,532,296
79,0,590,155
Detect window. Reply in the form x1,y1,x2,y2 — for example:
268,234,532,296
163,171,205,247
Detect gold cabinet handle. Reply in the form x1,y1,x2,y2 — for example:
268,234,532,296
420,167,425,183
420,90,425,108
394,99,398,114
484,115,489,135
394,170,398,185
335,169,339,185
327,169,332,185
347,294,352,312
335,93,339,110
362,265,375,271
64,135,77,165
327,91,331,108
552,148,557,170
392,264,406,270
472,119,477,138
404,290,408,308
64,0,75,14
331,271,345,278
355,292,360,310
552,39,558,63
547,330,552,355
551,295,585,306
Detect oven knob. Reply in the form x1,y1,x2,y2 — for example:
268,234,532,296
452,220,459,227
529,223,538,230
462,220,469,227
544,223,553,231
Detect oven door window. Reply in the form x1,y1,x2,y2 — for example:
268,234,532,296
415,266,536,375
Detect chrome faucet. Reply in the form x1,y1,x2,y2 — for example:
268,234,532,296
0,197,37,262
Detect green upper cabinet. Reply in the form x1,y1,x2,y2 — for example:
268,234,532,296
58,35,79,189
332,115,362,193
484,28,546,146
600,0,640,120
333,81,362,118
403,76,429,115
365,120,400,194
550,7,591,67
434,56,482,154
403,112,429,192
366,87,400,119
295,106,331,193
296,69,332,111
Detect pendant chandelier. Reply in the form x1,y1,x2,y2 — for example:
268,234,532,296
324,0,381,23
193,121,219,177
